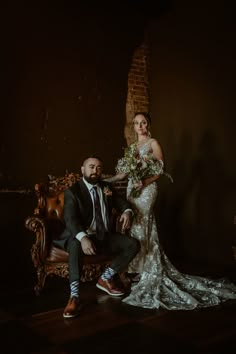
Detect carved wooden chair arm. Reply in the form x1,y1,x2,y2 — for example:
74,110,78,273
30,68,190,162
25,216,49,267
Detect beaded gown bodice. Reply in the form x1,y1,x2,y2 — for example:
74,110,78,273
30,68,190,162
122,140,236,310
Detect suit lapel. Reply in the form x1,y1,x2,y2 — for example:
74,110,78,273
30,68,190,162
99,182,113,222
74,179,113,229
75,179,93,222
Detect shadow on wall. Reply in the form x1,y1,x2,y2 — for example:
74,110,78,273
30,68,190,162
155,132,193,264
156,130,235,268
188,130,235,265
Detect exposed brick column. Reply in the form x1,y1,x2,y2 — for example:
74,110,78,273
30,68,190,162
125,35,150,146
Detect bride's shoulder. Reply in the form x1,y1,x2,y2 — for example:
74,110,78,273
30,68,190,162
149,138,163,159
149,138,160,146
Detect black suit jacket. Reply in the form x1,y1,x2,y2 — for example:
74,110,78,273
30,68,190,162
54,178,131,250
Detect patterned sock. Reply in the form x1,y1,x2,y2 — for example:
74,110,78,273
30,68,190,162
70,280,80,298
101,267,116,281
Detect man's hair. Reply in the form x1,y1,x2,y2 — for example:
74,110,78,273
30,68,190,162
82,154,103,166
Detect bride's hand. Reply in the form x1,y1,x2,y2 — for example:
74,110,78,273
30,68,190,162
133,180,143,190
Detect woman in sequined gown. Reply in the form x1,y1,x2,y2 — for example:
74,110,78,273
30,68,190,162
105,112,236,310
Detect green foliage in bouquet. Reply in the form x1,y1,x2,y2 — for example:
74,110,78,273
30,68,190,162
116,143,168,198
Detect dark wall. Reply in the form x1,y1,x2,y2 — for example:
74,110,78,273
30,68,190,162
149,0,236,268
0,2,157,293
1,2,152,188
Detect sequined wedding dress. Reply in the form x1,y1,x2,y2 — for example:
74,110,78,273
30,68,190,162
120,140,236,310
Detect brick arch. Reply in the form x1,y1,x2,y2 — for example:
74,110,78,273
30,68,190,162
125,36,150,146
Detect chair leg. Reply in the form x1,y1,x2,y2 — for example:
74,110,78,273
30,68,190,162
34,266,47,296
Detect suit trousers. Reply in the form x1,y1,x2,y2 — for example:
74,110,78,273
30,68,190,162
66,232,140,283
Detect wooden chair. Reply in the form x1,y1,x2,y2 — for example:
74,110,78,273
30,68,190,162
25,172,127,295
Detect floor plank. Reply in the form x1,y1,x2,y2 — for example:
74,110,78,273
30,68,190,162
1,278,236,353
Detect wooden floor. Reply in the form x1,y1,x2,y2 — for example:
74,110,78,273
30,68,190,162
1,274,236,354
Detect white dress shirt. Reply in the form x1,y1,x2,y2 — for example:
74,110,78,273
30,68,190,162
76,178,108,242
75,177,132,242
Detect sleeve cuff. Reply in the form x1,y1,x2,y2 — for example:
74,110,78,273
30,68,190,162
75,232,87,242
123,208,134,216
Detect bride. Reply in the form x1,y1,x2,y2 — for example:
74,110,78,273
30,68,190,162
105,112,236,310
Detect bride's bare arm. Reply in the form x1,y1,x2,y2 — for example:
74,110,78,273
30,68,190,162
151,139,163,161
103,172,127,183
142,174,160,187
141,139,163,188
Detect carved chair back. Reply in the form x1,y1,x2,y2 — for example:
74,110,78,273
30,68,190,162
25,172,127,294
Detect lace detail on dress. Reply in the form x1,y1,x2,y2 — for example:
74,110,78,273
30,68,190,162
120,141,236,310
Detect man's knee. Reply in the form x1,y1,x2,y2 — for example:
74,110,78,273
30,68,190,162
67,238,83,257
130,237,140,255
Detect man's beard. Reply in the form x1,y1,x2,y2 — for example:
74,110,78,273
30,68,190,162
84,174,100,185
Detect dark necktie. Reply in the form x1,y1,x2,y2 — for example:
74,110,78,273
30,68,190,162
91,186,106,240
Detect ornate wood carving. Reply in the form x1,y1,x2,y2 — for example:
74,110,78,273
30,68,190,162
25,172,124,295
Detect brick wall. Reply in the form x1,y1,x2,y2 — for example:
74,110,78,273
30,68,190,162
125,34,150,145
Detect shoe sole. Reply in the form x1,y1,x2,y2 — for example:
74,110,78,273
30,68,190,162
63,312,80,318
96,283,124,296
63,312,80,319
63,305,82,319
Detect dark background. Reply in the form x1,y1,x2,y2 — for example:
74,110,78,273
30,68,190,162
149,0,236,269
0,0,235,295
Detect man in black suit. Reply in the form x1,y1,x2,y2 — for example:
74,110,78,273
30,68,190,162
55,156,140,318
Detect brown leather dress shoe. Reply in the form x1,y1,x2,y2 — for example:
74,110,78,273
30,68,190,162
63,296,81,318
96,277,125,296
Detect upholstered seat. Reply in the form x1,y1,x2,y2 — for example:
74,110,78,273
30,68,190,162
25,172,127,295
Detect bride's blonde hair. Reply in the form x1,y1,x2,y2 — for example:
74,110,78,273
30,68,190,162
133,112,152,140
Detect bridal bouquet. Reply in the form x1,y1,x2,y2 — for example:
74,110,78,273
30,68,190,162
115,143,165,198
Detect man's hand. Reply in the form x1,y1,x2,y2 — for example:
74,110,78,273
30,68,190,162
81,236,96,255
119,211,132,233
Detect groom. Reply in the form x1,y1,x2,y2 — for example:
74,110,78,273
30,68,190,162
54,155,140,318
